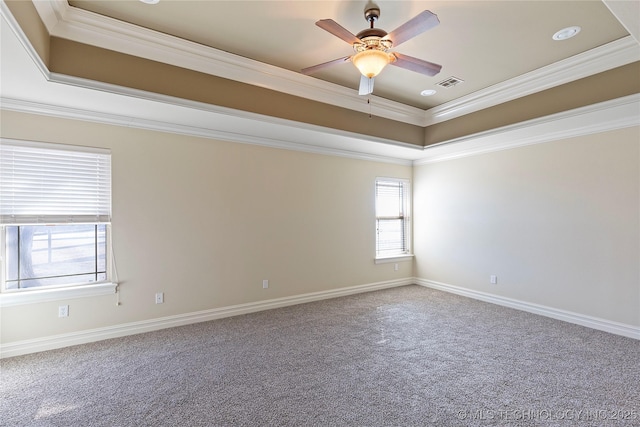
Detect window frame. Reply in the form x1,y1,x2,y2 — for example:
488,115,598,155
0,140,116,307
374,177,413,263
0,224,117,307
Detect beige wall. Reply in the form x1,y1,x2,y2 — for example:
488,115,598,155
2,110,638,346
0,110,412,343
414,126,640,326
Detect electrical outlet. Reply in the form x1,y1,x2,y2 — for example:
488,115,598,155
155,292,164,304
394,263,399,271
262,279,269,289
490,275,498,284
58,305,69,318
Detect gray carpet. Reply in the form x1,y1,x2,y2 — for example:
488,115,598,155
1,285,639,426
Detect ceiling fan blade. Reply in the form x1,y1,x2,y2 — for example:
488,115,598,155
301,56,352,75
316,19,361,45
391,53,442,76
384,10,440,47
358,75,374,95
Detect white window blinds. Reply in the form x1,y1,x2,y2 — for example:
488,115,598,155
375,178,410,257
0,140,111,224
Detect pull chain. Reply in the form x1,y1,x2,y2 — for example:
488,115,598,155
111,235,121,307
368,98,372,119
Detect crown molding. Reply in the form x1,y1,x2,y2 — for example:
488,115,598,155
423,36,640,126
603,0,640,44
6,91,637,169
0,0,50,78
30,0,425,126
415,93,640,165
1,95,419,166
29,0,640,128
0,3,418,165
4,2,638,167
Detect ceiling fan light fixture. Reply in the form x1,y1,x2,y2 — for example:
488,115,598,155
352,50,394,78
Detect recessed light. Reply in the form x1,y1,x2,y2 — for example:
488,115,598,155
553,26,581,41
139,0,159,4
420,89,437,96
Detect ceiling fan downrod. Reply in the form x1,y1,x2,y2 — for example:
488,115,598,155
364,6,380,28
356,7,388,40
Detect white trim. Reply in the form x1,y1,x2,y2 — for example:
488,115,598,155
375,254,414,264
0,282,117,308
4,276,636,358
27,0,640,126
603,0,640,44
415,278,640,340
3,0,637,162
47,70,423,156
0,227,5,296
0,0,50,80
415,93,640,165
3,91,636,169
375,177,412,261
0,278,412,358
0,97,416,166
0,137,110,154
29,0,424,126
3,1,638,166
422,36,640,126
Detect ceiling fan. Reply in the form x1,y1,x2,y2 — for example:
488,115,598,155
302,3,443,96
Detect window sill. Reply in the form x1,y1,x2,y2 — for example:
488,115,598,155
375,254,415,264
0,282,117,307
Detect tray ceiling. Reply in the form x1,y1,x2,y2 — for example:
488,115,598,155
64,0,630,110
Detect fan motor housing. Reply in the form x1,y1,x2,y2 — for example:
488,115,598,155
356,28,387,39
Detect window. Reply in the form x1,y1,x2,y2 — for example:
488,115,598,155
4,224,107,290
0,140,113,304
375,178,411,260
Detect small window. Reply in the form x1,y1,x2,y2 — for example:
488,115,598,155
375,178,411,259
4,224,108,290
1,140,112,294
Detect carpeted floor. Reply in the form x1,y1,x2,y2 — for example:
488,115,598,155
1,285,639,426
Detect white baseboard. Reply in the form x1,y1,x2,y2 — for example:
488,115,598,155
0,278,412,359
5,276,635,358
415,278,640,340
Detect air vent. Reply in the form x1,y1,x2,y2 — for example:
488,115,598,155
436,76,464,88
